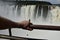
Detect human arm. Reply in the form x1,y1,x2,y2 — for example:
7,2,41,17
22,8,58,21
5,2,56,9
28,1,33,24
0,16,33,30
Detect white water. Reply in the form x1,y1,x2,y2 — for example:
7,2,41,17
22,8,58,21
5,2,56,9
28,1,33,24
0,1,60,25
1,1,60,40
0,1,52,25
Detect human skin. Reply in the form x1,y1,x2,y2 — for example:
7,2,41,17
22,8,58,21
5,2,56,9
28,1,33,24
0,16,33,31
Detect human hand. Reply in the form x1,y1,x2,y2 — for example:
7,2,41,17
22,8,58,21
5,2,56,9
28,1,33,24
18,20,33,31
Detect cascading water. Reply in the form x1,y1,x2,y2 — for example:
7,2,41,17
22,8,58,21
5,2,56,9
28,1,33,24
1,1,60,40
0,1,60,25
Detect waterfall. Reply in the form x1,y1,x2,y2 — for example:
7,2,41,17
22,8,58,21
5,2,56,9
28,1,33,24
0,1,60,25
50,6,60,24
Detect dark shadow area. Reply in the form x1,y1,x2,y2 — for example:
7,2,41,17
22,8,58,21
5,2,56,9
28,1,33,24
27,38,47,40
16,1,52,5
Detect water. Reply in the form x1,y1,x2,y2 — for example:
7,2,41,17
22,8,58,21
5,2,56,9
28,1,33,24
0,1,60,26
1,1,60,40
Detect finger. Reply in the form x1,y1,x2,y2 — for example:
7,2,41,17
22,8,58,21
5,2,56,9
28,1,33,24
26,27,33,31
30,23,33,25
